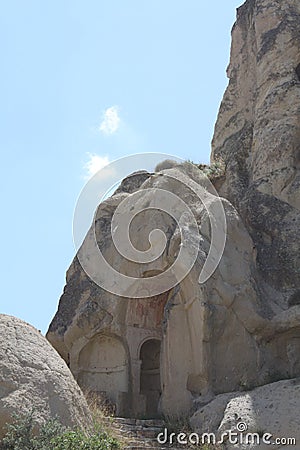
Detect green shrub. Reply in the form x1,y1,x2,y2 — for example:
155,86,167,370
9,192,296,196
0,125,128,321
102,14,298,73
184,158,226,181
0,410,37,450
50,424,119,450
0,411,120,450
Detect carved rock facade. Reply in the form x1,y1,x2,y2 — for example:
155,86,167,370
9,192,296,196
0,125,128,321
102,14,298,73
47,0,300,428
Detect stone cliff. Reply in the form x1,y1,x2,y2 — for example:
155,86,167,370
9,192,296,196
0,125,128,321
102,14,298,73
47,0,300,439
211,0,300,293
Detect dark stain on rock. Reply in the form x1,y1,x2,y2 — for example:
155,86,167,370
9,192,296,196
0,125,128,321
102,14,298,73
258,22,286,62
288,290,300,307
295,64,300,81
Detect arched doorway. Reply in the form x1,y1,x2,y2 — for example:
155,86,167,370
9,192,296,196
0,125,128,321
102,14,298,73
140,339,161,417
78,335,128,414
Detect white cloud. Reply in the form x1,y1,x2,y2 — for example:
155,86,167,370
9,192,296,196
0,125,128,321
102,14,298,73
99,106,120,135
84,153,110,179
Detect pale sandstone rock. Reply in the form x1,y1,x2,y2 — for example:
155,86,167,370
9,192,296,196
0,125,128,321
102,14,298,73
211,0,300,292
47,165,268,418
189,0,300,441
47,0,300,430
0,314,91,439
190,378,300,449
47,164,300,420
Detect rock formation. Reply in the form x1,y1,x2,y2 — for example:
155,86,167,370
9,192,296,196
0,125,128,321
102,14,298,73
47,0,300,442
190,378,300,449
47,163,263,417
0,315,91,439
211,0,300,293
197,0,300,442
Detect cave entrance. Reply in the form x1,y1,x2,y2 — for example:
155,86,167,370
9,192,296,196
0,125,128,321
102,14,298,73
140,339,161,418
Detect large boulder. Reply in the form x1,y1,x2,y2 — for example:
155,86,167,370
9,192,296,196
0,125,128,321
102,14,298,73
190,378,300,449
0,314,91,439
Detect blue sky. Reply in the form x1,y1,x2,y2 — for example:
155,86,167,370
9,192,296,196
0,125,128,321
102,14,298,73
0,0,242,333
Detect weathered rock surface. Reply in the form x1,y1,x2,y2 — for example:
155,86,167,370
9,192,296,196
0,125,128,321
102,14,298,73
47,0,300,440
190,378,300,449
211,0,300,293
47,159,300,419
47,163,267,417
188,0,300,443
0,314,91,439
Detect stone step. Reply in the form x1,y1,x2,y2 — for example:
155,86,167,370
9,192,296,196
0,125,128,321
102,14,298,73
135,428,162,438
117,424,162,433
135,419,165,427
123,447,172,450
124,447,183,450
123,448,165,450
104,417,137,426
102,416,171,449
123,440,164,448
105,416,164,428
123,443,176,450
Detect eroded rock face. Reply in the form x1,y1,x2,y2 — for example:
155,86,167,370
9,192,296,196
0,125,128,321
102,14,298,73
211,0,300,292
0,315,91,439
188,0,300,437
47,164,265,417
47,0,300,426
47,160,299,419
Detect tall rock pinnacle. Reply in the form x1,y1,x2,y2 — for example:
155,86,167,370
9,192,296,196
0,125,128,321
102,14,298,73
211,0,300,291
